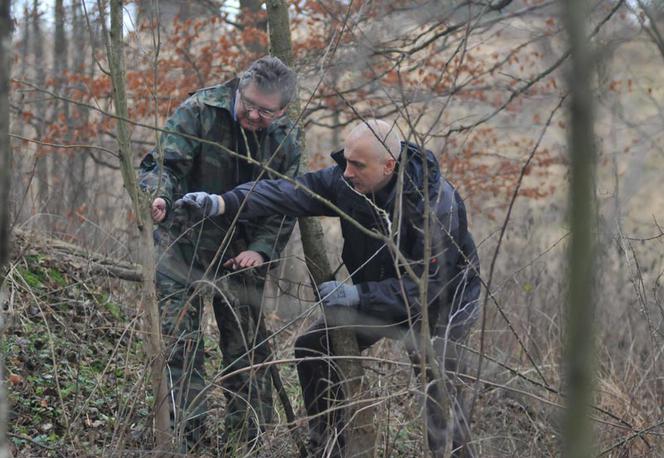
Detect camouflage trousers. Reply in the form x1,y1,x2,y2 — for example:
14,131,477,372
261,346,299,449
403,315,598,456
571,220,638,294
157,270,273,451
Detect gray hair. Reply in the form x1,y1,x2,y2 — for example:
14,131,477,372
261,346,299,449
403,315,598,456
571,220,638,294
238,56,297,108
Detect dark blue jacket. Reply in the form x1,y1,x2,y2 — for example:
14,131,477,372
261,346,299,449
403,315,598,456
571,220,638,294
222,142,481,330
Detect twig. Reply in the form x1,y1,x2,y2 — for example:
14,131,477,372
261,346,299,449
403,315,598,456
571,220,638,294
597,418,664,456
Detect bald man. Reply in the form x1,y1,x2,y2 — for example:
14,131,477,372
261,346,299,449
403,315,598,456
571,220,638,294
175,120,481,457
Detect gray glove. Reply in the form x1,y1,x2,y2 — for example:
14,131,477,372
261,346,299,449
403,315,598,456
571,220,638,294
173,191,221,222
318,281,360,308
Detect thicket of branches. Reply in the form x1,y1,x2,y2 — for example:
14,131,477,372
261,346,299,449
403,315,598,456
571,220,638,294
2,0,664,456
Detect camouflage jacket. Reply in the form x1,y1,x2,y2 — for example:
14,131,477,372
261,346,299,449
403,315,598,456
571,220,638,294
139,79,301,270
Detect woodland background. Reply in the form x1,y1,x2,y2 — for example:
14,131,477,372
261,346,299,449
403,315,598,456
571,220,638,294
1,0,663,456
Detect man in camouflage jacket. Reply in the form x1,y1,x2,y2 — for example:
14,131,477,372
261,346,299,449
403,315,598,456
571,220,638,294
138,56,300,452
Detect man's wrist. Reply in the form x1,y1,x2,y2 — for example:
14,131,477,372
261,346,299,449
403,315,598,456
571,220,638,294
349,284,360,307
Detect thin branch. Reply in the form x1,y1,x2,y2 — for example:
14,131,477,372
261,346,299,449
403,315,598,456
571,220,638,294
470,96,566,422
9,133,119,157
443,0,625,137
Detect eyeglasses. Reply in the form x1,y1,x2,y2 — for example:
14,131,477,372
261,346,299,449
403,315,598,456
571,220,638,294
237,90,281,120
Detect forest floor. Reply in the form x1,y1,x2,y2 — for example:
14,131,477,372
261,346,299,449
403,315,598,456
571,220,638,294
3,231,658,457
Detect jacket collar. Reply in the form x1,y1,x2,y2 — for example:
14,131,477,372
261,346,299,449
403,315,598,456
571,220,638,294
194,78,238,112
330,149,346,168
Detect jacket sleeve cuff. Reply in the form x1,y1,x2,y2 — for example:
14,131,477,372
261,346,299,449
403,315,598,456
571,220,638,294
160,195,172,210
220,190,242,216
247,241,273,262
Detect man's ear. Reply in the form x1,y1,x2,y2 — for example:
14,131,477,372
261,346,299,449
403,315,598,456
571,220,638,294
384,158,397,175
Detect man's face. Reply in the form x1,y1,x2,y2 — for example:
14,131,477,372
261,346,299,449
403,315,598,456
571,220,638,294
343,135,396,194
235,82,285,131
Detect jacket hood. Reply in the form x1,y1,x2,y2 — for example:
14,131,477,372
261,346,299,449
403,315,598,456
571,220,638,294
399,141,441,197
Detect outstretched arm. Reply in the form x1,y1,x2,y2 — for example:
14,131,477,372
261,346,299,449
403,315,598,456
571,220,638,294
175,166,342,220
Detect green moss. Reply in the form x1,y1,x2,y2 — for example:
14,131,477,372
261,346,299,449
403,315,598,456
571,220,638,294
47,268,67,287
16,266,44,288
95,292,124,320
104,301,124,321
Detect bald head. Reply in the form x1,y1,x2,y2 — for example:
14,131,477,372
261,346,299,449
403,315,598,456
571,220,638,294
345,119,402,162
342,119,402,194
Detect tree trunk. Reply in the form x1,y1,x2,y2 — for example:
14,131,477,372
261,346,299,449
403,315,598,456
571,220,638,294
14,5,29,220
49,0,68,220
32,0,49,216
266,1,376,456
105,0,171,451
1,2,12,457
67,0,88,219
561,0,598,457
0,0,11,295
